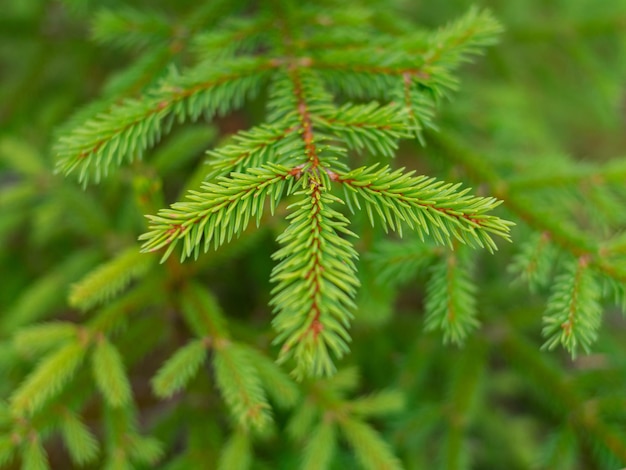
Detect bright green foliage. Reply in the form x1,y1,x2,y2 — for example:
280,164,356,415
271,188,360,378
20,437,49,470
3,0,626,469
59,409,100,466
55,57,270,184
213,341,272,431
246,348,300,408
69,247,153,310
151,339,208,398
509,231,557,291
341,418,403,470
217,428,252,470
92,337,133,408
301,420,337,470
119,2,514,377
13,322,78,358
11,342,85,415
140,165,294,261
542,257,602,356
424,248,478,344
340,164,511,246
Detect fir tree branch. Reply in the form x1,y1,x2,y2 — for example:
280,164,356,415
21,434,49,470
245,348,300,409
193,15,273,61
56,58,276,184
104,407,164,468
433,132,626,286
368,239,440,286
287,400,319,443
127,434,164,467
423,7,502,73
205,122,300,178
14,322,78,359
69,246,154,311
337,164,513,250
542,256,602,356
424,249,479,344
271,186,359,378
151,339,209,399
0,436,15,467
503,334,626,463
348,389,405,418
440,341,485,469
140,164,295,262
339,418,402,470
87,280,165,334
59,409,99,466
509,231,557,291
92,8,173,50
301,419,336,470
92,337,133,408
217,428,252,470
11,342,86,416
213,340,272,431
312,103,410,158
289,67,324,168
397,77,436,141
180,283,229,340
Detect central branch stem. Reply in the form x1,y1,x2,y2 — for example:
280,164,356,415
289,66,319,169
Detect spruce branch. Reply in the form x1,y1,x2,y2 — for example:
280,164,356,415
217,428,252,470
13,322,78,358
301,419,336,470
57,2,511,381
204,122,300,179
395,79,436,142
423,7,503,81
69,246,153,311
151,339,208,399
10,342,85,416
440,341,485,468
542,256,602,356
140,164,295,262
287,400,319,443
126,434,164,467
424,249,479,344
509,231,557,291
368,239,440,286
92,8,172,50
193,15,273,61
59,409,99,466
434,132,626,351
271,186,360,379
348,389,406,418
179,283,229,340
338,164,513,249
246,348,300,409
21,435,49,470
92,337,133,408
213,340,272,431
339,418,403,470
55,58,274,184
103,406,164,468
312,102,411,158
176,284,287,430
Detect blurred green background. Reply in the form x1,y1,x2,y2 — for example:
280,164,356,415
2,1,626,469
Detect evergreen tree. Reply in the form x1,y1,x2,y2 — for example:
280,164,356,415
1,0,626,468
